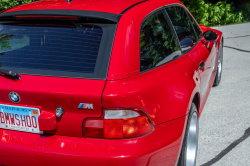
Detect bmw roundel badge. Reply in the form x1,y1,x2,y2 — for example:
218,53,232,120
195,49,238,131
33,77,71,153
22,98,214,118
9,92,20,103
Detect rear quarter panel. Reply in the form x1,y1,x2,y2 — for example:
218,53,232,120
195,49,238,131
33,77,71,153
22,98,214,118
103,55,200,125
104,0,201,124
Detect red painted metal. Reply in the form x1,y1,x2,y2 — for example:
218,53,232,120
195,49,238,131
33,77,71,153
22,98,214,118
198,28,223,116
38,111,57,131
186,41,215,99
107,0,183,80
103,55,199,125
0,75,105,137
5,0,147,15
0,0,223,165
0,115,187,166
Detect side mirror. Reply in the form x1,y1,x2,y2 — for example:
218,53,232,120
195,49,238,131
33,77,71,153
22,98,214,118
203,31,218,42
179,36,193,48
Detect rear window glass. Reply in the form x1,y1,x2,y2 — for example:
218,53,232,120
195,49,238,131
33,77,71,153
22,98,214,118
0,21,116,79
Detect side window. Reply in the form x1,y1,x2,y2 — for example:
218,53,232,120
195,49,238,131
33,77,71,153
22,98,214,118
140,10,181,72
166,6,197,53
187,12,203,39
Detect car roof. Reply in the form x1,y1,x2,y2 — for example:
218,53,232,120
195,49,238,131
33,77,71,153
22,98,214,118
0,0,185,80
3,0,151,15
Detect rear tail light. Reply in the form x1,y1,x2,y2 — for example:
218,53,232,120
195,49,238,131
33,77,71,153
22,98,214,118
83,108,153,139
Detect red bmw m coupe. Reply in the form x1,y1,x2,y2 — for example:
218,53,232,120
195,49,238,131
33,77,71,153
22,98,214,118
0,0,223,165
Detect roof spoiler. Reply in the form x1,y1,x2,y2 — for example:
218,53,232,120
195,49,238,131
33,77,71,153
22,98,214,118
0,9,120,23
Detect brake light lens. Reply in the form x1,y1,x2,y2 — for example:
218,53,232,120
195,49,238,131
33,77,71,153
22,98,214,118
84,108,153,139
15,15,78,20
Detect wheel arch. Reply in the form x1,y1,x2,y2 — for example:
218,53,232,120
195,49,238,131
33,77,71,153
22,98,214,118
192,92,200,114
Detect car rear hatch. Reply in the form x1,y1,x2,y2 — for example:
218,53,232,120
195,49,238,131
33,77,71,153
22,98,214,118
0,14,117,137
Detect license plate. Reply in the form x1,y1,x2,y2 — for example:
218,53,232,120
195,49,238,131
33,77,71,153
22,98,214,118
0,104,42,134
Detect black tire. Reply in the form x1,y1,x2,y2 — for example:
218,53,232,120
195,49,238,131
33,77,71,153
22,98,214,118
213,43,223,87
177,103,199,166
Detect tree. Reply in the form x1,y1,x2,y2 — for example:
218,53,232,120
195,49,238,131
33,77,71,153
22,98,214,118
0,0,32,11
181,0,243,26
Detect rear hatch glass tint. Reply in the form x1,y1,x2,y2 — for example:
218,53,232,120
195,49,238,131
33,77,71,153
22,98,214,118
0,21,116,79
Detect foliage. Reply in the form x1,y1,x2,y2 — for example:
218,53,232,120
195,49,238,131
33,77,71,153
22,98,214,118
234,1,250,22
180,0,243,26
0,0,32,11
0,33,15,67
0,33,14,50
166,6,197,41
0,0,247,26
140,11,180,69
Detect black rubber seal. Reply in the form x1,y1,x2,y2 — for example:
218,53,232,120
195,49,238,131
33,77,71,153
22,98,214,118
117,0,148,20
120,0,148,15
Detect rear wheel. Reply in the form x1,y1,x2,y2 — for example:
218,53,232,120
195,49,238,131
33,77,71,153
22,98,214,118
213,43,223,87
178,103,199,166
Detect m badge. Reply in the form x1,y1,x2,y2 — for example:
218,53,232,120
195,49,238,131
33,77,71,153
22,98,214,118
78,103,93,110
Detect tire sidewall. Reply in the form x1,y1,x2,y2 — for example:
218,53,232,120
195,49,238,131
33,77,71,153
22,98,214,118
178,103,199,166
213,43,223,86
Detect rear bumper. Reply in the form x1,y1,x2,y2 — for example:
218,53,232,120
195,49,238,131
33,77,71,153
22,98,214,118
0,115,187,166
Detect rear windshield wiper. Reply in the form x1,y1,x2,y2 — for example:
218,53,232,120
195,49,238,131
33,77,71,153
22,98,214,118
0,69,21,80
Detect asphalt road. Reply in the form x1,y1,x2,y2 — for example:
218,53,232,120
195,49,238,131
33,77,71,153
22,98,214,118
196,22,250,166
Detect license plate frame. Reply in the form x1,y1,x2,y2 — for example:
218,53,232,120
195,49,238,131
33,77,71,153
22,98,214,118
0,104,42,134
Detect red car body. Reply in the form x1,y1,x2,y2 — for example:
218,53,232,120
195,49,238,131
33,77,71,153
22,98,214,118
0,0,223,165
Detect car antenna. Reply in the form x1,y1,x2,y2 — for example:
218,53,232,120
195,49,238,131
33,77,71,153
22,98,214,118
67,0,72,2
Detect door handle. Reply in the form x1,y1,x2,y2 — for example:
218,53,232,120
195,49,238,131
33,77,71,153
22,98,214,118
199,61,205,70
